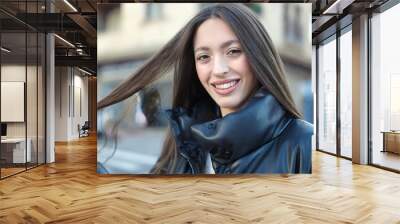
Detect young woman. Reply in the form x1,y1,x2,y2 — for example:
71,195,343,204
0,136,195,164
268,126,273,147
98,3,313,174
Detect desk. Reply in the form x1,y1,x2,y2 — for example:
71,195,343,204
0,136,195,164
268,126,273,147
382,131,400,154
1,138,31,163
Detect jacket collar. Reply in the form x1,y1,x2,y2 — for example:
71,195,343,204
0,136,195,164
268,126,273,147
190,88,293,164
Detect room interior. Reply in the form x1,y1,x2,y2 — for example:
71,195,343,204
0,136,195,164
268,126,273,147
0,0,400,222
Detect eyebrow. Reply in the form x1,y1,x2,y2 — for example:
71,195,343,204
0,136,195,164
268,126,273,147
194,39,240,53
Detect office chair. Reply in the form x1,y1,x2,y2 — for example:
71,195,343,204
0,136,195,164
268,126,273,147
79,121,90,138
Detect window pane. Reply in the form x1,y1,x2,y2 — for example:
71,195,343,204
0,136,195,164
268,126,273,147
318,37,337,154
340,29,352,158
371,4,400,171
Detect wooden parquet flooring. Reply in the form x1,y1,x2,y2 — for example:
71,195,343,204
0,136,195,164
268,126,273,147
1,135,400,223
0,167,26,177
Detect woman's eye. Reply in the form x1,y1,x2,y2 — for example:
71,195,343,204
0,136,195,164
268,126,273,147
196,55,209,62
227,49,242,56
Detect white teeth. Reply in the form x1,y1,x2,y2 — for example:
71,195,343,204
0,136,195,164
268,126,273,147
214,80,238,89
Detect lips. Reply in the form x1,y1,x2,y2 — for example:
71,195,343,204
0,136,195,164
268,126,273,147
211,79,240,95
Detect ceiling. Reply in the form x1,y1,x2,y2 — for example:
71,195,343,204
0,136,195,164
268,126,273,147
0,0,394,75
0,0,97,74
309,0,389,44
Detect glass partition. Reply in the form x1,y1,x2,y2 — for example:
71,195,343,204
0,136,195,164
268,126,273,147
1,30,28,177
27,31,38,169
38,32,45,165
0,1,46,179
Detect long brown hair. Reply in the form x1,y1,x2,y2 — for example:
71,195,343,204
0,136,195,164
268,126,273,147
98,3,301,174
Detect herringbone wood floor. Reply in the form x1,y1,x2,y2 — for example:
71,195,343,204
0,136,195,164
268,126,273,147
1,135,400,223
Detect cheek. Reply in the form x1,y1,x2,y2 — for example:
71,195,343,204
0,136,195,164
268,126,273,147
229,59,249,82
237,58,258,87
195,65,210,87
238,58,252,76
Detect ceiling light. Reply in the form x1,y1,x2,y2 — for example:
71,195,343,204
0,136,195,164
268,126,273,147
63,0,78,12
54,34,75,48
78,67,93,76
322,0,354,15
323,0,341,14
1,47,11,53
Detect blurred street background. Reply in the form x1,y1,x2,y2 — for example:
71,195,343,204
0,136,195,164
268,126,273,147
97,3,312,174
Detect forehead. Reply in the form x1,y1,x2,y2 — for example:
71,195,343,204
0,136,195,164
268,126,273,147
193,18,239,49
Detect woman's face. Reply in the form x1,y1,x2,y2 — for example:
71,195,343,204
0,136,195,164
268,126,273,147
193,18,259,116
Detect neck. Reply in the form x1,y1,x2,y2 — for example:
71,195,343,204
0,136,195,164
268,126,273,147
220,107,236,117
220,87,262,117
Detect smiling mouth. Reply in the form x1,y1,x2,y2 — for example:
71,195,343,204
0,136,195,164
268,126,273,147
211,79,240,95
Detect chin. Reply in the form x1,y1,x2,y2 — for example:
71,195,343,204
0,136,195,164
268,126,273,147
215,99,242,111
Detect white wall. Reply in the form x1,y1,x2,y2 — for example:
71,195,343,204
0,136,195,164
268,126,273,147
1,64,26,81
1,63,46,163
55,67,68,141
72,73,89,138
55,67,89,141
1,65,30,138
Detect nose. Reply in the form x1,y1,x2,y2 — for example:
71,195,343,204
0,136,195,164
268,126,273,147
212,56,229,76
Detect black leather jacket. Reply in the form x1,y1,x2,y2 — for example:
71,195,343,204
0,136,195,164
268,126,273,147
166,88,313,174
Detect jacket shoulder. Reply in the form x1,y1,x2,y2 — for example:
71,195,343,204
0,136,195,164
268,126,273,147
279,118,313,151
286,119,314,137
280,118,313,173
